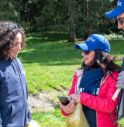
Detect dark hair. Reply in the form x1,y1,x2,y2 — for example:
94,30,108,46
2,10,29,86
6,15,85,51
0,21,25,59
81,50,121,74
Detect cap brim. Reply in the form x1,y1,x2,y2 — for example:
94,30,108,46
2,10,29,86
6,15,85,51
105,7,124,19
75,43,89,51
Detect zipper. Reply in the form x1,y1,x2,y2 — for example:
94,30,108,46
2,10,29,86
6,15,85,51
99,72,110,88
96,72,111,127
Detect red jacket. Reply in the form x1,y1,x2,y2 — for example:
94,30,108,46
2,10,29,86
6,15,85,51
62,69,119,127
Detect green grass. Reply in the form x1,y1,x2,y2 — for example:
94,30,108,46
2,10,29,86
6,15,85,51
32,108,66,127
18,32,124,126
25,64,75,93
19,32,82,94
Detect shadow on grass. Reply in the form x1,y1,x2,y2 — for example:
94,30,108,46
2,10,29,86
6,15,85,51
46,84,61,91
27,32,68,42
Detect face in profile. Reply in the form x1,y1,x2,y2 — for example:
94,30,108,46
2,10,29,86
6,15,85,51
9,32,22,59
82,51,95,66
117,13,124,30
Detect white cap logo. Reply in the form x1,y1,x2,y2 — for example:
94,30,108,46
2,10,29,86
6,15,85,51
117,1,122,6
87,37,95,43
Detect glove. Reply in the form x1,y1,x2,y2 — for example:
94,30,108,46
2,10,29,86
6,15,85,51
117,71,124,88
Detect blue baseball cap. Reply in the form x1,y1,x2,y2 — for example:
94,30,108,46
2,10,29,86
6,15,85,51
75,34,111,53
105,0,124,19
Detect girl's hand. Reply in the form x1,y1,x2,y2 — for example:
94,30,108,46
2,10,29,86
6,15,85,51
60,100,75,114
69,94,80,104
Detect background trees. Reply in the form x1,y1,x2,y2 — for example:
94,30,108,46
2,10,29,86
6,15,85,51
0,0,17,21
0,0,117,42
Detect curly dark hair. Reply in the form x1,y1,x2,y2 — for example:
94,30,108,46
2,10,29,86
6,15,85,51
81,50,121,74
0,21,26,59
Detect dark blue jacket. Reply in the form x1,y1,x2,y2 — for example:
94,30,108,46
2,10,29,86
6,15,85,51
0,58,31,127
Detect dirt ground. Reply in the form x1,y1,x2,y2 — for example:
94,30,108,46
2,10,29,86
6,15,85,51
28,90,67,112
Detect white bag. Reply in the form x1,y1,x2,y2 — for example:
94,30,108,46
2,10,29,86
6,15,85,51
66,103,89,127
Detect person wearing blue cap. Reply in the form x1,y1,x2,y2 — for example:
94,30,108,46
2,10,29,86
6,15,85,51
105,0,124,30
105,0,124,120
60,34,121,127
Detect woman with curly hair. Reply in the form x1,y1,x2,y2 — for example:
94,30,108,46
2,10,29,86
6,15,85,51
0,21,31,127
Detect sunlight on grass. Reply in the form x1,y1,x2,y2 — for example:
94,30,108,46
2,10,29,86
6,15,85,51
24,63,79,94
32,109,66,127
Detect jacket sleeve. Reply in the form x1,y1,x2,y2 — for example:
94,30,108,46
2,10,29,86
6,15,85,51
61,72,77,116
0,71,3,126
80,73,119,113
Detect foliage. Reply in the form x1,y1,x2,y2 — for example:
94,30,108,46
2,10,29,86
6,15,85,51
36,0,56,31
75,0,114,39
11,0,43,31
2,0,118,41
0,0,17,21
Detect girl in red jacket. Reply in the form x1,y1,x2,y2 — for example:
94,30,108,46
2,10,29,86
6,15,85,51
60,34,121,127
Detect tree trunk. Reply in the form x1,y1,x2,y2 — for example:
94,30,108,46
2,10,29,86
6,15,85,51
68,32,76,42
66,0,77,42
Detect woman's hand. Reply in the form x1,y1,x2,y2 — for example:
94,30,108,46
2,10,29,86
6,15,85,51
69,94,80,104
60,100,75,114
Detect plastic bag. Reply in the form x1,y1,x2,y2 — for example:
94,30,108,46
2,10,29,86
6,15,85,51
66,103,89,127
27,120,40,127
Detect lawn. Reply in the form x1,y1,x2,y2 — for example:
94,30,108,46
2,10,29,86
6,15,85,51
20,32,82,94
32,108,66,127
18,32,124,126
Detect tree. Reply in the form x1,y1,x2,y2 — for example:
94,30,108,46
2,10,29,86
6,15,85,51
7,0,116,41
65,0,77,42
11,0,43,31
36,0,56,31
74,0,113,39
0,0,17,21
